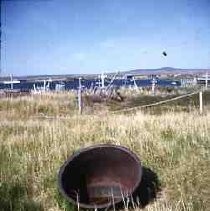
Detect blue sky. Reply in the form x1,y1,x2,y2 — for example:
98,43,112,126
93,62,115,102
1,0,210,76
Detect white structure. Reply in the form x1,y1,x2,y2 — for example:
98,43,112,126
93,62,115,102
151,78,157,95
3,74,20,89
205,72,208,89
97,72,107,88
197,73,210,88
55,82,65,91
31,78,52,94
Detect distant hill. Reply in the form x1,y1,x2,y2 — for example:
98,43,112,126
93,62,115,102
1,67,210,81
124,67,210,75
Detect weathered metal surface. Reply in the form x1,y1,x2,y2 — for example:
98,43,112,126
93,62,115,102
58,144,142,209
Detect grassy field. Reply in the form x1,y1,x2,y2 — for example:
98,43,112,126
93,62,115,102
0,91,210,211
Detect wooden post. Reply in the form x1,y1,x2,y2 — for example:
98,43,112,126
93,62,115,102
10,74,13,90
199,91,203,115
78,77,82,114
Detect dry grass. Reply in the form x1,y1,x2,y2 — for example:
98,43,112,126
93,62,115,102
0,92,210,211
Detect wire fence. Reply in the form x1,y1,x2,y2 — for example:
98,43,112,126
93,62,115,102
111,91,200,114
31,91,202,120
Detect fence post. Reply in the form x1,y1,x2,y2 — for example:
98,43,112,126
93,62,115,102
78,77,82,114
199,91,203,115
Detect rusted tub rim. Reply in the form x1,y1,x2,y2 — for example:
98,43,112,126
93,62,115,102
58,144,142,209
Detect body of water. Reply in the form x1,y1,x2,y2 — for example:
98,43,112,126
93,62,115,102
0,78,181,91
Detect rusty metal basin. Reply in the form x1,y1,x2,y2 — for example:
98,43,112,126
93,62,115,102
58,144,142,209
